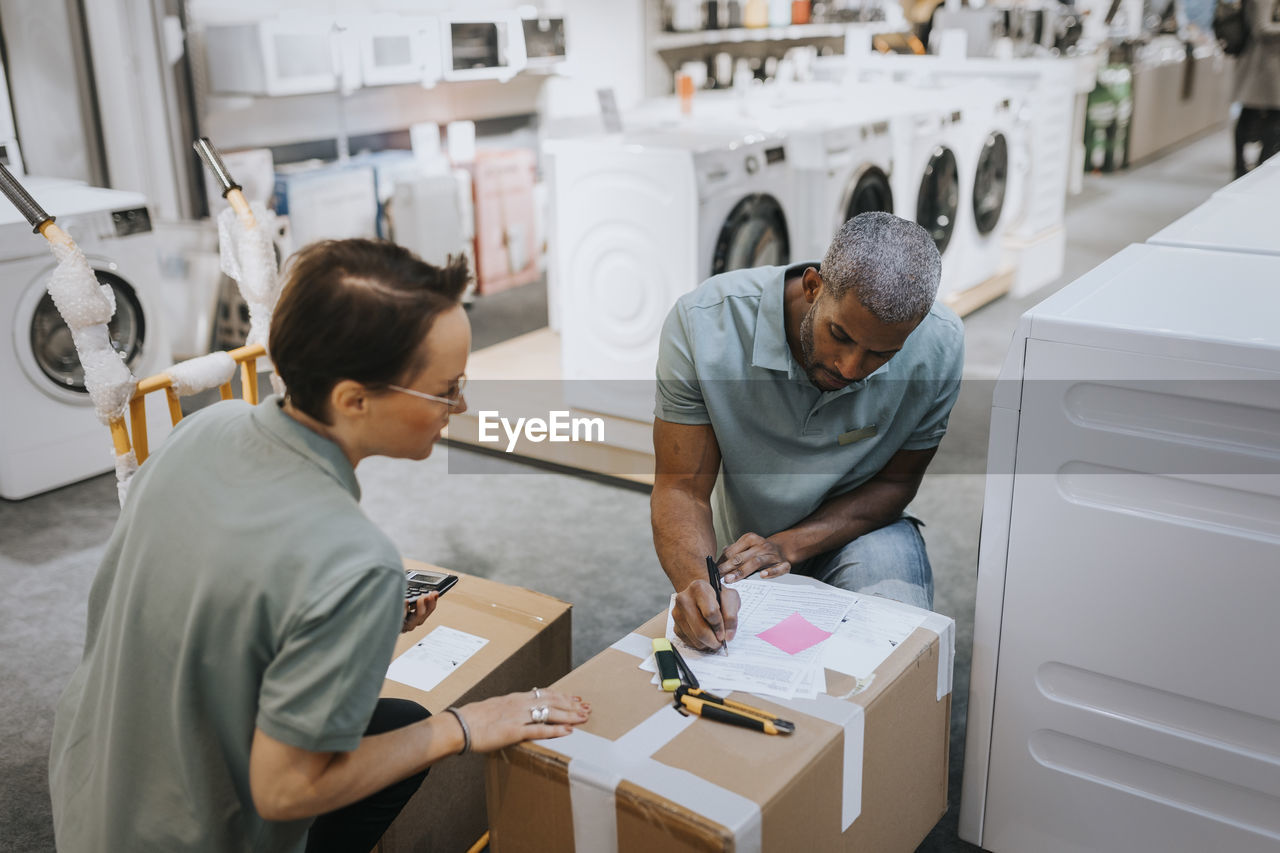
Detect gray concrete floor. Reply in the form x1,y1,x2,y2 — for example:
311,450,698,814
0,127,1236,852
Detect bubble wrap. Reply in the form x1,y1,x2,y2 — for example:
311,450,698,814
71,324,136,423
166,351,238,397
217,203,283,350
49,241,116,328
114,450,138,507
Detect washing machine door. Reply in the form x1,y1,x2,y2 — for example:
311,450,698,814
711,193,790,275
844,166,894,221
29,270,146,393
973,132,1009,237
916,146,960,255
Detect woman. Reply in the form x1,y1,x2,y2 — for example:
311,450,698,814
49,239,590,852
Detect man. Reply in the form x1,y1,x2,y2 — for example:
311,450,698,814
651,212,963,650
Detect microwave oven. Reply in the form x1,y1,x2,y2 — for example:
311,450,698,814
353,14,442,88
440,12,527,83
203,15,339,97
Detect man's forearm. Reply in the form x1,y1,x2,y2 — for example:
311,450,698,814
652,485,718,590
771,478,918,566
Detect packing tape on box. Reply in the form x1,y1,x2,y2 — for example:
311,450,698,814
606,633,867,833
770,694,865,831
919,613,955,701
541,705,763,853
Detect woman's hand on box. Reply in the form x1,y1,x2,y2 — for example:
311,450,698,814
458,689,591,752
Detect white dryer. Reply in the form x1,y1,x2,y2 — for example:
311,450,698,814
1213,149,1280,199
0,179,173,499
1149,191,1280,257
546,124,792,421
960,242,1280,853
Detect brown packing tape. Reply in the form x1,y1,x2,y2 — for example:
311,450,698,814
490,611,950,852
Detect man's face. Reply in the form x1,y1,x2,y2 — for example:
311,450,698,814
798,282,919,391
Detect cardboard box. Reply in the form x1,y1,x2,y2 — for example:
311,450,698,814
375,560,573,853
485,581,954,853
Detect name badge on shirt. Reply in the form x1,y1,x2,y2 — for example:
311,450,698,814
838,425,878,446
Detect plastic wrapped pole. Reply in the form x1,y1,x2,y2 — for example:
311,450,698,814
0,162,139,503
195,138,285,394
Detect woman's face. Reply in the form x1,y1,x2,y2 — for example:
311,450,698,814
369,305,471,460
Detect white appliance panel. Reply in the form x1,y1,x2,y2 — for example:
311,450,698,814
961,243,1280,852
1148,193,1280,257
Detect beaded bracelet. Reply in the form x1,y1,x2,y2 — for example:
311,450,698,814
445,707,471,755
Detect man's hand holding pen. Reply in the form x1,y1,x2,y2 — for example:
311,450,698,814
672,571,739,652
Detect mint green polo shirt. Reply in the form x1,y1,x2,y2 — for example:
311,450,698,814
655,264,964,549
50,396,406,853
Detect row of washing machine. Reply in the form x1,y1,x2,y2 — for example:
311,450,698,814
547,75,1039,421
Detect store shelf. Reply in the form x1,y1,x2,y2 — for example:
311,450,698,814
652,22,851,52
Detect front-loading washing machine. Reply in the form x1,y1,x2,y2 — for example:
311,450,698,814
948,81,1027,299
545,123,792,421
631,83,912,265
896,98,969,296
0,178,173,499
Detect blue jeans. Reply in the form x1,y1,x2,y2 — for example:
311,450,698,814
795,517,933,610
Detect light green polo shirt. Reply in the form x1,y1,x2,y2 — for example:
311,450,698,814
50,396,406,853
655,264,964,549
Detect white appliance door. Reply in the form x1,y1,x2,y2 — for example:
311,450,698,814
554,145,696,422
981,339,1280,853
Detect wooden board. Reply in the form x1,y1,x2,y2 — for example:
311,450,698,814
942,267,1014,318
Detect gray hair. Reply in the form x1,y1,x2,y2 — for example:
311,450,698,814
820,212,941,324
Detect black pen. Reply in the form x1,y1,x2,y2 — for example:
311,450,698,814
706,555,728,656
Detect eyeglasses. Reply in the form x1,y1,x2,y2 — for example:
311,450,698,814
386,375,467,409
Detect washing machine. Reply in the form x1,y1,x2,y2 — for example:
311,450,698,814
545,124,792,421
0,178,173,500
630,83,921,265
1213,151,1280,199
949,81,1028,297
896,96,969,296
827,54,1076,296
1148,191,1280,257
959,242,1280,852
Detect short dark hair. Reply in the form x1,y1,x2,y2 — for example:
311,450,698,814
820,212,941,324
269,239,470,424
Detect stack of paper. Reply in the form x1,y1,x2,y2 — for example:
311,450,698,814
641,577,930,701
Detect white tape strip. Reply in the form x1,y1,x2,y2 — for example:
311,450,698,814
609,632,652,660
540,706,762,853
919,614,955,701
774,694,866,830
568,750,621,853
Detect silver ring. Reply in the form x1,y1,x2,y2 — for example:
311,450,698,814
533,687,542,699
530,705,550,724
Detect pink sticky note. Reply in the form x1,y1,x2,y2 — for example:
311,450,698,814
755,612,833,655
